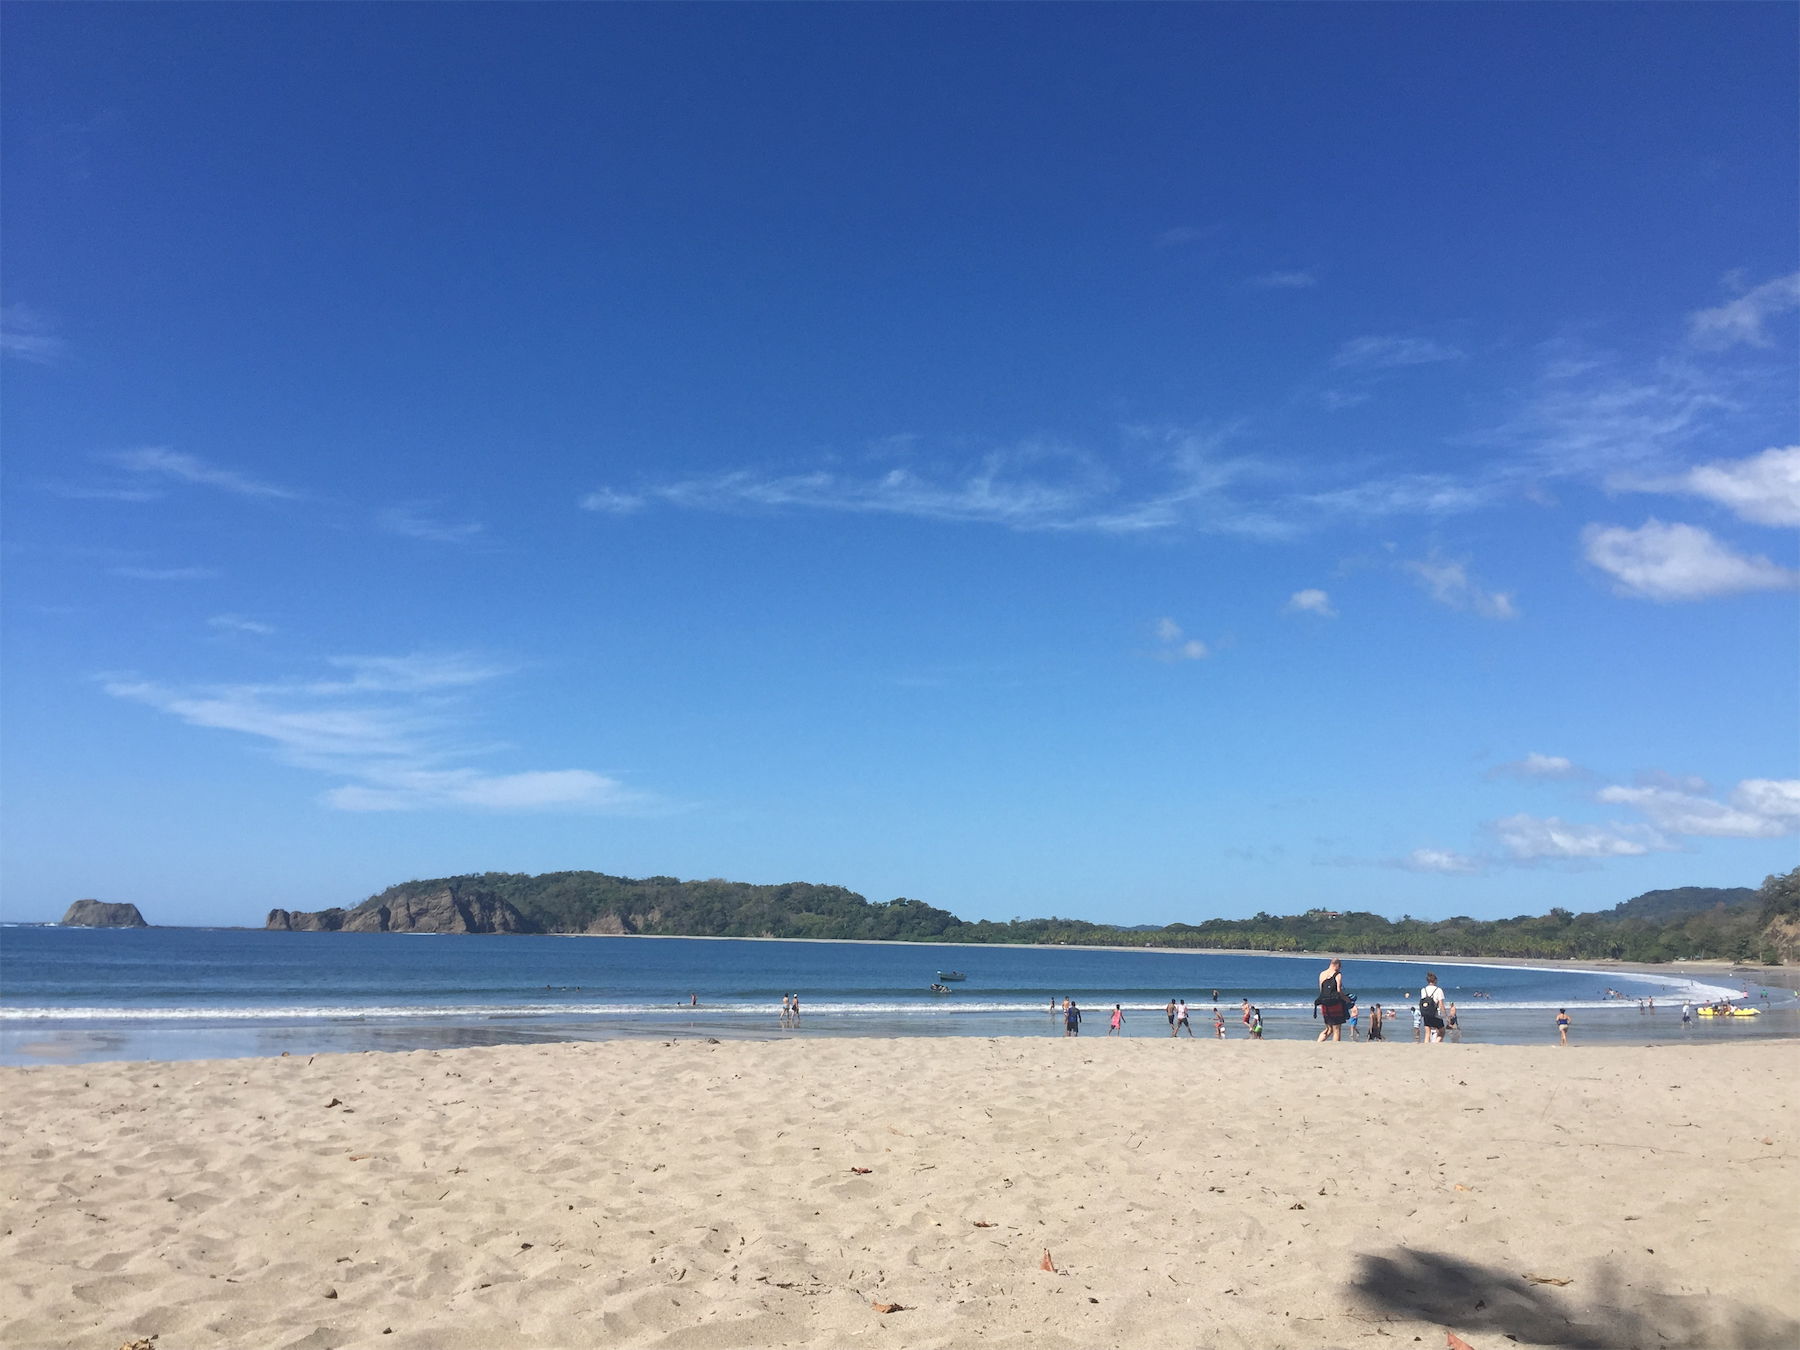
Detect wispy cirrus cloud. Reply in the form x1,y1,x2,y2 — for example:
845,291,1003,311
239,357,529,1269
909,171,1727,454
1155,224,1219,248
109,448,303,500
1248,269,1318,290
1488,752,1587,781
377,503,487,544
1301,473,1494,520
104,652,664,814
579,488,648,515
1400,847,1483,875
1324,845,1486,875
109,565,219,582
580,431,1293,540
1490,348,1735,484
1688,271,1800,350
0,304,69,363
1582,519,1798,601
1330,335,1464,370
568,274,1792,548
45,482,166,502
1403,552,1518,619
208,614,276,635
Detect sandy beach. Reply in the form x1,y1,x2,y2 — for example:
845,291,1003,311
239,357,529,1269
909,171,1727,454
3,1037,1795,1350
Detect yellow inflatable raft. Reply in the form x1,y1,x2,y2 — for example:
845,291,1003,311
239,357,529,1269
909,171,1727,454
1696,1006,1761,1017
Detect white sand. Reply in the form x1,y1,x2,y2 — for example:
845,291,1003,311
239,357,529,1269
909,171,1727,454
2,1038,1795,1350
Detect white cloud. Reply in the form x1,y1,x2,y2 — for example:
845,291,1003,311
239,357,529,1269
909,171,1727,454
109,566,219,581
1490,752,1585,781
1494,347,1732,484
1481,773,1798,865
1305,474,1491,518
1491,814,1667,860
314,652,509,694
378,503,486,544
1330,335,1464,370
44,482,165,502
1248,270,1317,289
1596,778,1800,839
324,769,637,813
1689,271,1800,350
1631,446,1800,528
209,614,275,635
578,488,647,515
1582,519,1798,601
1152,618,1210,661
103,653,660,815
1403,554,1518,619
0,304,67,363
111,448,302,500
581,433,1290,540
1285,588,1336,618
1403,848,1482,874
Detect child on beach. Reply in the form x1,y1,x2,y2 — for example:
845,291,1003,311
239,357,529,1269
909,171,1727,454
1556,1009,1570,1045
1212,1006,1226,1038
1109,1004,1124,1036
1176,999,1194,1037
1248,1007,1263,1039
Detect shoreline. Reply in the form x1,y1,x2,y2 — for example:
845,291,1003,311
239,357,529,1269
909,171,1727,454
14,919,1788,986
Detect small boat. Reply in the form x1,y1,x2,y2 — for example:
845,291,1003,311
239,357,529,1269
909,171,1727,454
1697,1006,1761,1017
928,983,952,994
936,970,966,981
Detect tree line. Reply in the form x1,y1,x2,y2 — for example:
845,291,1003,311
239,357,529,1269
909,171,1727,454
361,866,1798,963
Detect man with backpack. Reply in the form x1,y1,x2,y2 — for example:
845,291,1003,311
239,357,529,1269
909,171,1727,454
1315,957,1352,1042
1419,973,1447,1044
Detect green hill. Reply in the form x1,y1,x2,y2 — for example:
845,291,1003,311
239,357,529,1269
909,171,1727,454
267,866,1799,963
1606,886,1758,922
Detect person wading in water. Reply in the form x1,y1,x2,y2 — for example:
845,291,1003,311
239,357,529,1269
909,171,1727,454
1315,958,1351,1042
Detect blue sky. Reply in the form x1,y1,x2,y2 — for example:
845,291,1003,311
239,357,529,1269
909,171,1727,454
3,4,1796,928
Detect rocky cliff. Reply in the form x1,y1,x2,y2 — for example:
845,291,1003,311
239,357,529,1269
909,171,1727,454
265,907,348,931
268,887,531,934
60,899,148,927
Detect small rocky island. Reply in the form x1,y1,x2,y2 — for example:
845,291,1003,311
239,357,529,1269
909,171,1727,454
60,899,149,927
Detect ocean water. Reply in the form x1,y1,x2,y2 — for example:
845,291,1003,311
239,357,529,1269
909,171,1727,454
1,925,1789,1065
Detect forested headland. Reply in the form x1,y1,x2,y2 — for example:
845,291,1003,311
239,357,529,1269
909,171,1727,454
269,866,1800,964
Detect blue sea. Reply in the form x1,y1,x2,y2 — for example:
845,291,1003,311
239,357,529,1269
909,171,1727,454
1,925,1789,1065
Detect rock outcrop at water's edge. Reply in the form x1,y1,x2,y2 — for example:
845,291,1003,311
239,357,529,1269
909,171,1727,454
267,886,533,934
265,907,348,931
60,899,149,927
